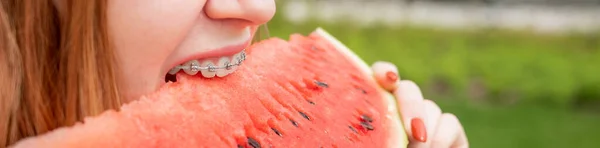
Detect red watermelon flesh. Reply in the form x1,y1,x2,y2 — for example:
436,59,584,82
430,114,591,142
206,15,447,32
11,28,407,148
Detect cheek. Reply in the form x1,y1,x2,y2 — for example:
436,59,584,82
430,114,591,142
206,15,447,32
108,0,206,64
107,0,207,99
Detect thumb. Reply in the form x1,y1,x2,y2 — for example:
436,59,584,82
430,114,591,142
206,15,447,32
371,61,400,91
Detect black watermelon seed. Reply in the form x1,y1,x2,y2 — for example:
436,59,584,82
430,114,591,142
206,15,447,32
271,128,282,137
248,137,261,148
238,145,244,148
359,89,367,94
360,121,374,131
314,81,329,88
308,100,316,105
361,114,373,123
299,111,311,121
290,119,299,127
348,125,358,133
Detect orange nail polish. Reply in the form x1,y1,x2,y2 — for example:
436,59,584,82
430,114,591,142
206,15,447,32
411,118,427,142
385,71,398,82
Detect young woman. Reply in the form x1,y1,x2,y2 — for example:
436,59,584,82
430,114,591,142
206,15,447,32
0,0,468,147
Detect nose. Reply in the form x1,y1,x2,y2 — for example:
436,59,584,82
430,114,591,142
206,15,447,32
205,0,276,26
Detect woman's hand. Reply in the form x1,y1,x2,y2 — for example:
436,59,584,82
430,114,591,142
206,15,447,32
371,61,469,148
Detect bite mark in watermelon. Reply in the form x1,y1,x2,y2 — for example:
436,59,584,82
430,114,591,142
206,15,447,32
11,28,408,148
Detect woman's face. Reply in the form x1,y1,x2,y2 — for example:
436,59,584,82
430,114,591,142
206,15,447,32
106,0,276,101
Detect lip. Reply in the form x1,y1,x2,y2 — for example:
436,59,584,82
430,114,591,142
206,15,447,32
166,39,251,74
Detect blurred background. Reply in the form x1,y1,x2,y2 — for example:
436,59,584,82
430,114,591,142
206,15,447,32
267,0,600,147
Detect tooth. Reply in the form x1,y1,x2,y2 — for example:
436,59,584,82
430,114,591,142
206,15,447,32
182,60,200,75
168,65,181,75
200,61,216,78
216,57,230,77
233,50,246,65
226,58,238,74
240,50,246,61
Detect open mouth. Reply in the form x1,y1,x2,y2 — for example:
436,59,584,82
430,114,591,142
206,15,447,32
165,49,246,82
163,26,255,83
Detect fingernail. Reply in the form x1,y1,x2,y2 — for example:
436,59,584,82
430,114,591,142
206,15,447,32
411,118,427,142
385,71,398,82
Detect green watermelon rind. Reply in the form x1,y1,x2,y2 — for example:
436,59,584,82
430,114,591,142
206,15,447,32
313,28,409,148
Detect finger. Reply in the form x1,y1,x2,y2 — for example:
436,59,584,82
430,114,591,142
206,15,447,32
431,113,469,148
393,80,428,142
451,114,469,148
371,61,400,91
408,99,442,148
424,100,443,145
453,130,469,148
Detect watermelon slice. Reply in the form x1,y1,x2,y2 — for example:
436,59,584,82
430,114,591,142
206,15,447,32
10,28,408,148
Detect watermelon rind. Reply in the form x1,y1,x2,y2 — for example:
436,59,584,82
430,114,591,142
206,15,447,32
313,28,408,148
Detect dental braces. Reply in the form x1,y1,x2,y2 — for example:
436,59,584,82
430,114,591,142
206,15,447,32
175,50,246,72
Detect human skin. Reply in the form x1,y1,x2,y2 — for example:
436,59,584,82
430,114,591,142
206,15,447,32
372,61,468,148
105,0,276,101
52,0,468,147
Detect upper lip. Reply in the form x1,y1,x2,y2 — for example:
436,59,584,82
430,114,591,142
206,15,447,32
166,39,251,73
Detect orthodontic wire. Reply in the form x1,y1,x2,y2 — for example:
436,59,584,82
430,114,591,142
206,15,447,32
176,50,246,72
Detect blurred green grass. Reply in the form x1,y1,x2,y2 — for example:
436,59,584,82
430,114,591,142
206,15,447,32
438,99,600,148
266,8,600,148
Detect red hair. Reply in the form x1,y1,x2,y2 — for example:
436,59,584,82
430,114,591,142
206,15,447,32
0,1,271,146
0,0,122,146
